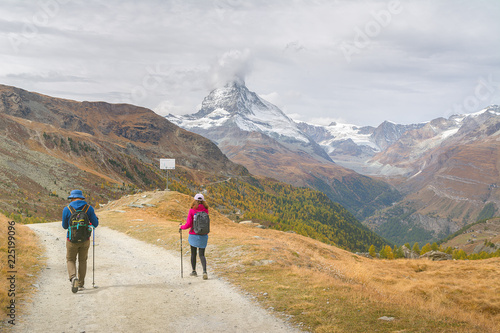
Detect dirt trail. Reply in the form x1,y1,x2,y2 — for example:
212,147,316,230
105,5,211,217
10,222,301,333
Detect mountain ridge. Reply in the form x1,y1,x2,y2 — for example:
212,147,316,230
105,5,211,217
166,80,499,245
166,81,401,220
0,83,248,219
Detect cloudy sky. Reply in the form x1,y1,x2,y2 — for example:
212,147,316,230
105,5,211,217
1,0,499,126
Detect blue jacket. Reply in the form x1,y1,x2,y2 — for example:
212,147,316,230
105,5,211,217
62,200,99,239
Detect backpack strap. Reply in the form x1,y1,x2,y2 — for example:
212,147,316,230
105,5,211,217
68,204,89,214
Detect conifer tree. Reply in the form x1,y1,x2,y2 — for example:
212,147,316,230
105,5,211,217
379,246,387,259
412,242,420,255
381,245,394,259
393,245,404,259
421,243,432,255
368,245,377,258
452,249,468,260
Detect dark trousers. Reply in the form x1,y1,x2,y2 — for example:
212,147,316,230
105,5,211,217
190,245,207,272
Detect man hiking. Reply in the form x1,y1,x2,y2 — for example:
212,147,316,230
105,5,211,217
62,189,99,293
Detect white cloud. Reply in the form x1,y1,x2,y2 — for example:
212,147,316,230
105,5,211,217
207,49,253,89
0,0,499,127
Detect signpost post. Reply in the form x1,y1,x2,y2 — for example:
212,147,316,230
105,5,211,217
160,159,175,190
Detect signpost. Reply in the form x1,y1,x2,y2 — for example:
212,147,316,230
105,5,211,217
160,159,175,190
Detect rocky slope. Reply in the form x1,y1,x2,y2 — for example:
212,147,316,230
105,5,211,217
297,120,425,175
365,107,500,244
441,217,500,255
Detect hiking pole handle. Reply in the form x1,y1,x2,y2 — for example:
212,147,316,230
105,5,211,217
179,224,183,278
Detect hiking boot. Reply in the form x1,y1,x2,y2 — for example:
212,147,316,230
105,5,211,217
190,271,197,277
203,272,208,280
71,277,79,293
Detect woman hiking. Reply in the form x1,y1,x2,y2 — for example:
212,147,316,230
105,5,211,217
179,193,209,280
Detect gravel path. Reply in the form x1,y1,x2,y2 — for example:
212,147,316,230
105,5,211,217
11,222,300,333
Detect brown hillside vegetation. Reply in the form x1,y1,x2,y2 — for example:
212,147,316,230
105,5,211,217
99,191,499,332
0,214,44,323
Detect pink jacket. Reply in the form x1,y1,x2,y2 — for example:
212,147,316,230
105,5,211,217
180,204,209,235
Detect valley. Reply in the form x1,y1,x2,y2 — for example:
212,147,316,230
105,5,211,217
167,81,500,246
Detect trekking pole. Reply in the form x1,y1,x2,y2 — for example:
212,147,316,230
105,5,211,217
92,226,97,288
179,224,183,278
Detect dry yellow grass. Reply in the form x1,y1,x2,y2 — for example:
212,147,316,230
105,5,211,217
0,214,45,325
99,190,500,333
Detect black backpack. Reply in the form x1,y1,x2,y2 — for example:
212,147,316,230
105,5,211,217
193,211,210,235
68,204,92,243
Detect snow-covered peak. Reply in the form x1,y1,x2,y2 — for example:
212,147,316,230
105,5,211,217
167,80,310,143
448,105,500,123
325,122,379,150
468,105,500,119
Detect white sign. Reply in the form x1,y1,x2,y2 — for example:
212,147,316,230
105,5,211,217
160,159,175,170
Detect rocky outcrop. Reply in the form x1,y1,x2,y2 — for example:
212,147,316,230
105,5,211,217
473,244,499,254
401,245,420,259
355,252,375,259
419,251,452,261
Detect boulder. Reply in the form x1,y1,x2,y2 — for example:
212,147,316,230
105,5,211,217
401,245,420,259
419,250,452,261
355,252,374,259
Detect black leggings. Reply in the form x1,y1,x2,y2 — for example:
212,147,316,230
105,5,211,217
190,246,207,272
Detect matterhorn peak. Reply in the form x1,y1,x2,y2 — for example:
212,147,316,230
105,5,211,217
166,81,313,145
225,76,245,88
195,78,264,119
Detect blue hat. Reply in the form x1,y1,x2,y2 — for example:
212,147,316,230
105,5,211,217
68,190,85,199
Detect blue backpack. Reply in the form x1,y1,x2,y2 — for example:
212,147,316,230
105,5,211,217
68,204,92,243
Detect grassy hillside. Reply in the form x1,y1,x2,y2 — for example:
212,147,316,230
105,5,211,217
99,191,499,332
3,191,499,331
204,177,389,252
